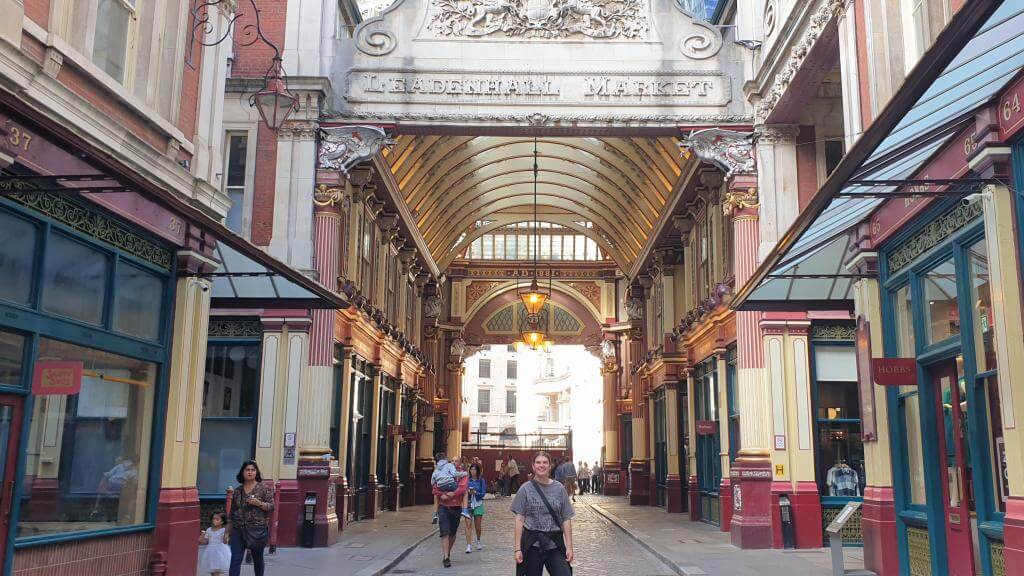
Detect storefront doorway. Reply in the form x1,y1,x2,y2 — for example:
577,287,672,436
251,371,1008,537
927,358,976,576
653,389,667,507
0,395,23,570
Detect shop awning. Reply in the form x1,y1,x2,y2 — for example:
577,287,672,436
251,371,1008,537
0,177,347,311
732,0,1021,311
207,232,346,310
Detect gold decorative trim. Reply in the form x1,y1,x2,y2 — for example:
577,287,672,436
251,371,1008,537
5,191,173,270
888,200,983,273
810,323,855,341
906,526,932,576
991,541,1005,576
208,319,263,338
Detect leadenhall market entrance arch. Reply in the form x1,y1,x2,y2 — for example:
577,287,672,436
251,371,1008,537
315,0,761,520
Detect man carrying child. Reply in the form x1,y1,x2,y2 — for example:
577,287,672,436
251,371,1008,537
430,452,472,523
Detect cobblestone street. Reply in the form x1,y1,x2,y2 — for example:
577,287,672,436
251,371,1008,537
387,495,677,576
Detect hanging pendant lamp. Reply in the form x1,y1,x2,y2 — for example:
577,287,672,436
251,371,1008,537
520,137,550,350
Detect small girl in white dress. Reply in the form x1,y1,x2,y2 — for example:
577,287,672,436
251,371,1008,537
199,511,231,575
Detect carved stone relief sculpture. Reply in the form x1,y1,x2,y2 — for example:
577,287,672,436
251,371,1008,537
318,126,396,174
625,296,645,320
428,0,650,39
679,128,755,177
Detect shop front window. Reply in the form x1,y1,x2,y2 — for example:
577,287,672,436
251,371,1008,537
968,240,995,373
894,284,915,357
923,257,959,345
983,376,1006,512
0,330,25,387
41,234,110,326
198,343,261,496
900,387,928,505
0,209,38,305
813,344,864,498
113,263,164,341
19,338,156,538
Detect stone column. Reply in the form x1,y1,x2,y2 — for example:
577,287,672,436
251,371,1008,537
686,368,699,521
837,0,865,150
754,125,800,263
293,183,344,546
415,325,441,504
601,337,623,495
724,178,774,549
979,183,1024,566
626,316,650,505
762,318,820,549
365,370,383,518
335,352,353,530
152,247,215,576
446,362,464,458
665,380,684,513
849,249,898,576
713,350,734,531
390,383,404,510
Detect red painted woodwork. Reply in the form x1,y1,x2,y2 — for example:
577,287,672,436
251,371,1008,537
666,474,684,512
295,461,340,547
629,460,650,506
729,460,774,549
788,482,823,548
719,477,733,531
151,487,200,576
688,475,700,521
21,477,58,521
415,459,436,505
862,486,899,576
603,462,623,496
1004,497,1024,568
276,479,301,547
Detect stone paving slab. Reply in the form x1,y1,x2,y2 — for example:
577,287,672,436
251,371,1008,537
201,504,436,576
386,494,678,576
590,497,873,576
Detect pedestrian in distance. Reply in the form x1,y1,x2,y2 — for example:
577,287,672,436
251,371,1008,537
512,451,575,576
433,458,470,568
578,462,591,495
557,458,577,503
592,461,602,494
506,456,521,496
198,511,231,576
463,463,487,553
227,460,274,576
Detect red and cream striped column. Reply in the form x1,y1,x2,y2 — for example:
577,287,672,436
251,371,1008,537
294,182,347,547
724,175,773,549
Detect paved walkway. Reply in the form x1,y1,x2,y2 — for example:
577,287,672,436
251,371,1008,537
207,504,436,576
214,494,873,576
591,497,869,576
387,494,676,576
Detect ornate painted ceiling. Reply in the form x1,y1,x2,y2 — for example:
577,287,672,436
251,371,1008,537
381,135,694,272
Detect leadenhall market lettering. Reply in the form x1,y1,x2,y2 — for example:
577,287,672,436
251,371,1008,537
346,71,730,105
362,74,561,96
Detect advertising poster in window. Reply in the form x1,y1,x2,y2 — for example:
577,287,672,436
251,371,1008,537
855,316,876,442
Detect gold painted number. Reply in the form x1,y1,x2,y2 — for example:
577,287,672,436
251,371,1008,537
1004,93,1022,122
7,126,31,152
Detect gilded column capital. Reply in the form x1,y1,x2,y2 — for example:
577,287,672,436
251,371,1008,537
313,184,348,213
722,188,760,217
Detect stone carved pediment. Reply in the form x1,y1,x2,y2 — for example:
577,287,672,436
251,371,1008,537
428,0,650,40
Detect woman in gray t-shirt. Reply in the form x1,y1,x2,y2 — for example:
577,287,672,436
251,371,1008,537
511,451,574,576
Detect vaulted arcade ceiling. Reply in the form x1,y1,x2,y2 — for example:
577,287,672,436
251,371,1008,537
381,135,695,272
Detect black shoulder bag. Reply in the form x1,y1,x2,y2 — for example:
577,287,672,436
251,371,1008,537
235,486,270,550
529,480,573,574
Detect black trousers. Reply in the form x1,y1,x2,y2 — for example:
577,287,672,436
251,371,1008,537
229,529,265,576
523,546,572,576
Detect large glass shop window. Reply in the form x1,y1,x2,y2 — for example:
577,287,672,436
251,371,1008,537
198,343,261,495
814,344,865,497
19,338,155,537
894,284,928,505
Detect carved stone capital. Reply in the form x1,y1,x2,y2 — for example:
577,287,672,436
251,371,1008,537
318,126,396,175
722,188,759,217
680,129,755,176
313,184,347,210
755,125,800,145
